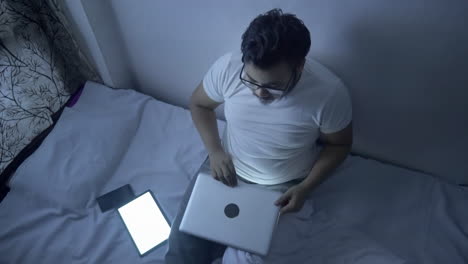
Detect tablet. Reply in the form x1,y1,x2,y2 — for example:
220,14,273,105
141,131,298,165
117,190,171,256
97,184,134,213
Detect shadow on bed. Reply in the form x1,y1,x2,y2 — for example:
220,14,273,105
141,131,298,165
0,84,85,203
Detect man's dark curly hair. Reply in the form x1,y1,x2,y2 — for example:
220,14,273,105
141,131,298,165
241,9,311,69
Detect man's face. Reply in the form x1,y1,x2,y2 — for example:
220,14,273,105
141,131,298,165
242,61,301,104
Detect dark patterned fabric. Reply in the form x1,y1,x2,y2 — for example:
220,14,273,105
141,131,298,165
0,0,100,174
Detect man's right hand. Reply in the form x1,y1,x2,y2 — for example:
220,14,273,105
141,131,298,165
209,150,237,187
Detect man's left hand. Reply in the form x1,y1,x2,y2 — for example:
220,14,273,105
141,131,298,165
274,184,309,215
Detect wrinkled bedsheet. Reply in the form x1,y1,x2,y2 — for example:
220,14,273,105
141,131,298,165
1,81,466,264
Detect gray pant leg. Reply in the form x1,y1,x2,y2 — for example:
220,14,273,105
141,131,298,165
165,158,226,264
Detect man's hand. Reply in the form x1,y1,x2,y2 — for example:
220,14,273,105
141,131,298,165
209,150,237,187
274,184,308,215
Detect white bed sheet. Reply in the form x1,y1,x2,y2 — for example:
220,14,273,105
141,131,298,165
223,156,468,264
0,81,224,263
308,156,468,264
0,81,466,264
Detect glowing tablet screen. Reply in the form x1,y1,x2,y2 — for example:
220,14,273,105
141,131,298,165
118,191,170,255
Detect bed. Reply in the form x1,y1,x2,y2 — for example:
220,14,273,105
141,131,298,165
0,81,467,264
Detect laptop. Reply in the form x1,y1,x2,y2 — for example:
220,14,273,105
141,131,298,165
179,171,282,256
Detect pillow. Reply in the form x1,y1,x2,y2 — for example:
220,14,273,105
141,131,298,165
0,0,95,174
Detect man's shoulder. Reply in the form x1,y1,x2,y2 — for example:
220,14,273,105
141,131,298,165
301,59,350,104
203,52,243,101
207,52,243,85
304,58,342,87
297,59,349,113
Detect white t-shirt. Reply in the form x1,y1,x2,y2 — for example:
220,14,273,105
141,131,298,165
203,52,352,185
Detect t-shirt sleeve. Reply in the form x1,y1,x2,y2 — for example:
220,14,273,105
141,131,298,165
319,80,353,134
202,53,232,103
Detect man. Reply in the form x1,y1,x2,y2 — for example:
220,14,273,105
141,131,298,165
165,8,352,263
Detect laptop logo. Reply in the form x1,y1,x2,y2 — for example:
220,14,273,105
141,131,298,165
224,203,240,218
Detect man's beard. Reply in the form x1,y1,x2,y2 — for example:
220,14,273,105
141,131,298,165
254,94,274,105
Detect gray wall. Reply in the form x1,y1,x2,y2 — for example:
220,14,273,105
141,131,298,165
62,0,136,89
67,0,468,184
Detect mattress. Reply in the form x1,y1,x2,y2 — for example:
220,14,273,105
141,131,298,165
226,156,468,263
0,81,466,264
310,156,468,264
0,81,224,263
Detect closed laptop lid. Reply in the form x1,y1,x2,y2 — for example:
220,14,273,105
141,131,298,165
179,172,282,256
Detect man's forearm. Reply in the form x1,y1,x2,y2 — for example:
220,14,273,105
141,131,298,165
189,104,223,155
300,144,351,191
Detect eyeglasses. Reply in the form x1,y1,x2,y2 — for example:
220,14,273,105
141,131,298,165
239,64,296,98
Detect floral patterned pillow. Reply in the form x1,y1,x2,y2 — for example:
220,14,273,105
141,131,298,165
0,33,70,174
0,0,99,175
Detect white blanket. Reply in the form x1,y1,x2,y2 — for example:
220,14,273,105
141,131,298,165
0,81,223,263
223,206,405,264
222,156,468,264
0,81,466,264
308,157,468,264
